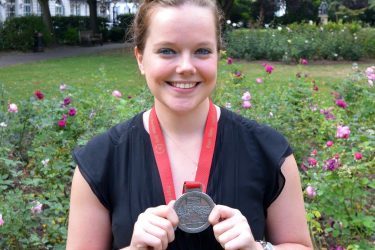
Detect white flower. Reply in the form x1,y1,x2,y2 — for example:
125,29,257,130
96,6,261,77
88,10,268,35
8,103,18,113
277,26,282,31
226,20,231,24
305,40,309,44
225,102,232,109
241,91,251,101
41,159,50,167
59,84,67,91
309,20,313,25
31,201,43,214
269,112,274,117
232,23,237,27
287,39,292,43
0,122,7,128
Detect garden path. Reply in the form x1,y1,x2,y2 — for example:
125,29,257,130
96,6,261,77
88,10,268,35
0,43,131,68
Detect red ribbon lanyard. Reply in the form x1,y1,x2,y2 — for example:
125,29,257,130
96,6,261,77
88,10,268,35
149,101,218,204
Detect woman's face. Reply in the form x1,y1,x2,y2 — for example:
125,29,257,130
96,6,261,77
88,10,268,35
135,3,218,113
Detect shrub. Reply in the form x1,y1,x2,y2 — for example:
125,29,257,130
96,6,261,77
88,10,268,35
225,24,374,61
0,16,52,51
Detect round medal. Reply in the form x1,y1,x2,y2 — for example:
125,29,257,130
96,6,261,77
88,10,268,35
174,191,215,233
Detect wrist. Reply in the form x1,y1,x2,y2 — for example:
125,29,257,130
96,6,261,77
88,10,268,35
257,240,275,250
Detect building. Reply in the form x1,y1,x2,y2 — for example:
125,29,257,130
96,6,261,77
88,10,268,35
0,0,137,25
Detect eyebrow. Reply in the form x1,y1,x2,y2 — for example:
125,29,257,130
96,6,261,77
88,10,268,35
153,41,215,47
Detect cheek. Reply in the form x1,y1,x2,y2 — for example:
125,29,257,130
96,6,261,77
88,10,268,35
199,61,217,82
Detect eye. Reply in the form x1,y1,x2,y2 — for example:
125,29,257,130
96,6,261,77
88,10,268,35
158,48,176,55
195,48,212,55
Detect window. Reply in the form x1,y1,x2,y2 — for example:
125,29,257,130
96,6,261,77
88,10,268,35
6,0,16,18
70,2,80,16
55,0,64,16
24,0,32,16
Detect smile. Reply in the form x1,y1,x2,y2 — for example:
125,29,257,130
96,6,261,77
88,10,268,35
166,81,200,89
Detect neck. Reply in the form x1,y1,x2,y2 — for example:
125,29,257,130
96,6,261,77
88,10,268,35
154,99,210,138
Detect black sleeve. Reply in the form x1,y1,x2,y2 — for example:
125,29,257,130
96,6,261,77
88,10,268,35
72,132,114,210
255,124,293,208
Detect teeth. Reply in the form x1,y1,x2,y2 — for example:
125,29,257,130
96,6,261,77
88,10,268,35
170,82,197,89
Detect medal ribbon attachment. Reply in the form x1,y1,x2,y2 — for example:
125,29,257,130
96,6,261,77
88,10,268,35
149,101,218,204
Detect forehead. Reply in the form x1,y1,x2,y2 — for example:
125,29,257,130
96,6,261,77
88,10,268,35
146,4,216,46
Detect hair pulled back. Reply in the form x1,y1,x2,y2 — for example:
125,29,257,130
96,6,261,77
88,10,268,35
132,0,224,53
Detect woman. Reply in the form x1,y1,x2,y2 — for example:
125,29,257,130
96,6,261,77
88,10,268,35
67,0,313,249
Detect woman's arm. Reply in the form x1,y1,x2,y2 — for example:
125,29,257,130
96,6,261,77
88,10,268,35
266,154,313,249
66,167,112,250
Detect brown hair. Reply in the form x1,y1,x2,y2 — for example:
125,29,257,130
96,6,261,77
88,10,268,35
132,0,224,53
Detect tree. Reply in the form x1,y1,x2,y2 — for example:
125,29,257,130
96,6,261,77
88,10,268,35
87,0,98,33
37,0,53,36
217,0,235,18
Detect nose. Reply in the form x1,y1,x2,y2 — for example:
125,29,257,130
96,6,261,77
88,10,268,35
176,53,196,75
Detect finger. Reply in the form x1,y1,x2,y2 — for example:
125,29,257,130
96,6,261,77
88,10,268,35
135,233,163,250
223,231,254,250
143,222,169,250
213,213,247,237
147,213,176,243
216,226,241,248
208,205,239,225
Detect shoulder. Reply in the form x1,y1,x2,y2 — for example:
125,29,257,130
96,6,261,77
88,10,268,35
220,107,284,140
78,112,144,150
219,107,292,164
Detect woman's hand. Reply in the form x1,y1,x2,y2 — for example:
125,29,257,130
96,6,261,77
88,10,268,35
129,201,179,250
208,205,259,250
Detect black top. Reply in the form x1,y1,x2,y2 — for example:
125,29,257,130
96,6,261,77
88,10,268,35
72,107,292,249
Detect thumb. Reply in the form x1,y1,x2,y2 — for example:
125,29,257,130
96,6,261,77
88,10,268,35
167,200,179,227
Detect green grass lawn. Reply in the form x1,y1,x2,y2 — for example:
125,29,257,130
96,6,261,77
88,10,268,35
1,48,374,101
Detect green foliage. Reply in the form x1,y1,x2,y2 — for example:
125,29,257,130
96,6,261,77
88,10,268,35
52,16,109,45
116,14,135,41
0,16,52,51
0,53,373,249
214,61,374,249
109,27,125,42
225,23,374,61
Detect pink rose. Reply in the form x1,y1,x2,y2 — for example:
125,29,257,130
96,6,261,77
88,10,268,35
263,63,274,74
0,214,4,226
241,91,251,101
326,141,334,147
227,57,233,64
8,103,18,113
112,90,122,98
306,186,316,199
256,78,263,84
354,152,362,160
336,99,348,109
300,58,308,65
308,157,317,167
336,125,350,139
58,119,66,128
68,108,77,116
242,101,252,109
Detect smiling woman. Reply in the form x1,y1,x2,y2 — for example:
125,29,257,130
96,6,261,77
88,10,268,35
66,1,313,250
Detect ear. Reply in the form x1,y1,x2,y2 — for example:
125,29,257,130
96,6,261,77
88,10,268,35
134,46,145,75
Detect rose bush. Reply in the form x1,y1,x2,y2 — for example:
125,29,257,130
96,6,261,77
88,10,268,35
0,59,373,249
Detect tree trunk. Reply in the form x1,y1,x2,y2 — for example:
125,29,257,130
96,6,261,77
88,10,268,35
257,3,265,27
38,0,53,35
217,0,235,19
87,0,98,33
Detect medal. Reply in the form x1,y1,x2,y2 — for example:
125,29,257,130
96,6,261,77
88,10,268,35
149,100,218,233
174,182,215,233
